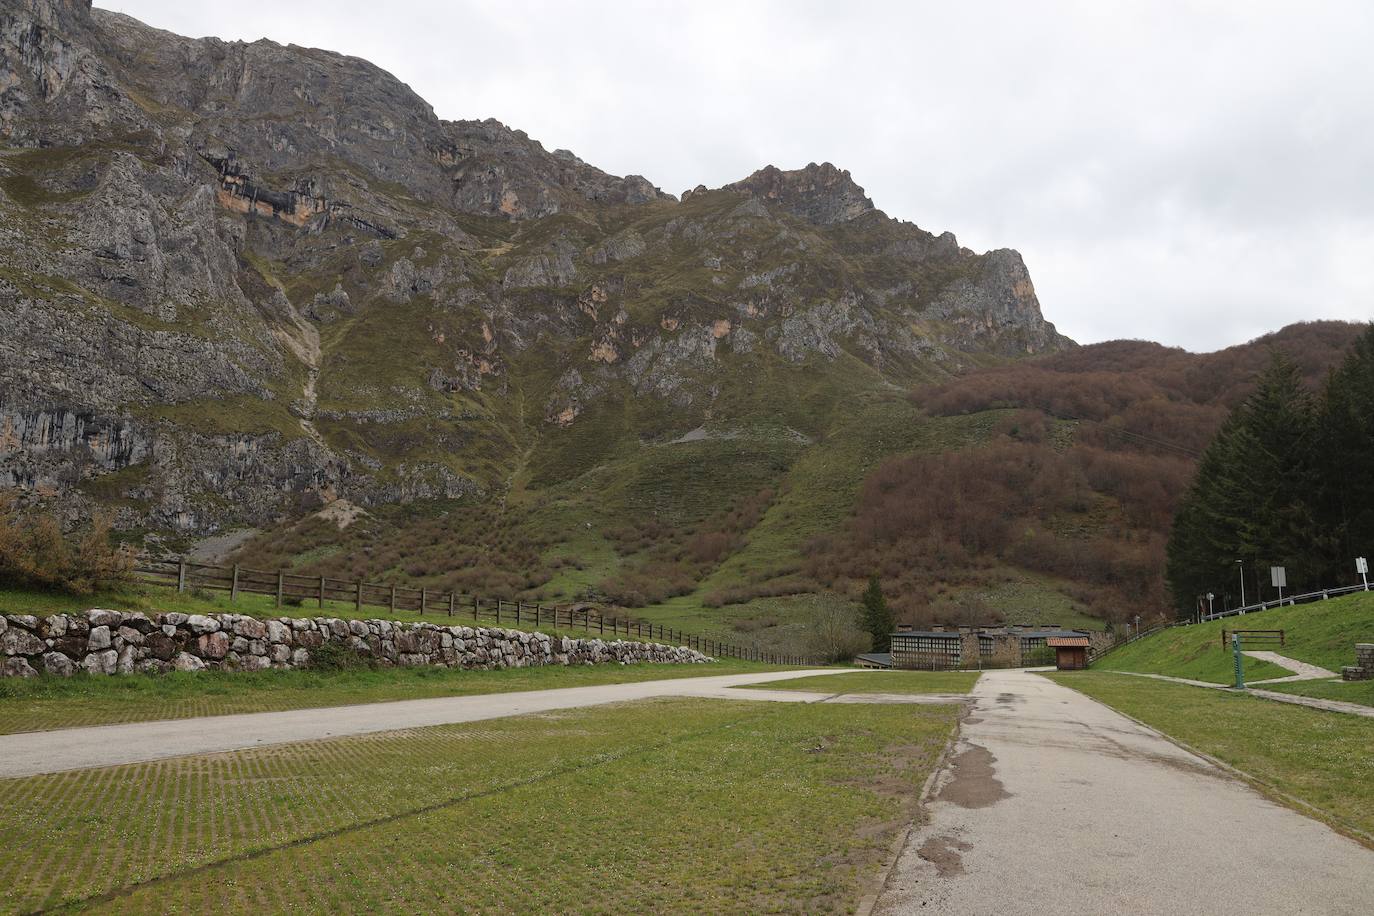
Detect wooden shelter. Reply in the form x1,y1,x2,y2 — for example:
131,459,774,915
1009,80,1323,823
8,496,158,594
1046,636,1091,671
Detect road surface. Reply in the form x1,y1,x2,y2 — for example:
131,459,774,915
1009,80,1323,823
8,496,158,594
875,669,1374,915
0,668,964,777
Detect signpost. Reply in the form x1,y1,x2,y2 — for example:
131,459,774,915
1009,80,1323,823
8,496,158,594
1359,557,1369,591
1271,566,1287,601
1232,634,1245,690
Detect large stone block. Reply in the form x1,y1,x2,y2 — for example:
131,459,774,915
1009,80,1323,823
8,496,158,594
41,652,76,677
173,652,205,672
4,657,38,678
82,649,117,675
87,609,122,628
197,631,230,660
1,627,46,656
234,618,267,640
87,625,112,651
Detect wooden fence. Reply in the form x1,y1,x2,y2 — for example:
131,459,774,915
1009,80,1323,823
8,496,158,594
135,558,817,666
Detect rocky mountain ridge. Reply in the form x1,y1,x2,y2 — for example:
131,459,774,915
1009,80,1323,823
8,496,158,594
0,0,1069,541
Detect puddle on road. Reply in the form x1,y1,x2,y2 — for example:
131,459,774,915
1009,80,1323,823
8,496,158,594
936,744,1011,808
917,833,972,876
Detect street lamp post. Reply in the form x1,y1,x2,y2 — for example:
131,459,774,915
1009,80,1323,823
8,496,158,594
1235,560,1246,612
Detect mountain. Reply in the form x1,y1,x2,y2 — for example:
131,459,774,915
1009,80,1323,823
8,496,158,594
815,321,1365,628
0,0,1065,544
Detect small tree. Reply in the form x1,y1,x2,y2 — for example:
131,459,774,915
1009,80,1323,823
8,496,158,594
803,593,871,663
861,575,894,652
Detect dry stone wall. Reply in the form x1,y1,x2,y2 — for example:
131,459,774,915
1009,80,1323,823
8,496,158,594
0,610,713,678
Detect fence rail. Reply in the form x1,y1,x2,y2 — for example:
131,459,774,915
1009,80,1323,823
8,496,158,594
1201,582,1369,622
134,559,818,667
1087,621,1176,664
1089,578,1370,664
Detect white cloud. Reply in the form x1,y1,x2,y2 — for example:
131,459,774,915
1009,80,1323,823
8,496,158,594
96,0,1374,350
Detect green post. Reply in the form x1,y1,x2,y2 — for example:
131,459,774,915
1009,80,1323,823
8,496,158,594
1232,634,1245,689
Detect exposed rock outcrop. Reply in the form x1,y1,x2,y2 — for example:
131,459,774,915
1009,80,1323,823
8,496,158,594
723,162,875,225
0,3,1070,539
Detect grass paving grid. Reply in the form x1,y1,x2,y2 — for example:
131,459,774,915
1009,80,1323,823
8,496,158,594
750,670,981,695
0,696,959,914
1045,670,1374,842
0,660,779,736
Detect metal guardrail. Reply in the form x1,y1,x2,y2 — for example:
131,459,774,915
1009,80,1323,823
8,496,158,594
134,558,820,667
1089,580,1370,664
1201,583,1369,622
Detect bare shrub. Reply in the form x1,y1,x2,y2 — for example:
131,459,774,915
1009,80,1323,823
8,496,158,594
802,593,872,664
0,495,135,594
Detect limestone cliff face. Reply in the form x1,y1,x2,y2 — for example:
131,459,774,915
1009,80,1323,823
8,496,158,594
0,1,1070,538
720,162,875,225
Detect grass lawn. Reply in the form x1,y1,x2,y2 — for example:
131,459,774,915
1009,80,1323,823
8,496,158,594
1261,678,1374,709
0,697,959,914
1096,591,1374,685
1046,671,1374,842
755,670,982,695
1096,628,1287,684
0,659,782,736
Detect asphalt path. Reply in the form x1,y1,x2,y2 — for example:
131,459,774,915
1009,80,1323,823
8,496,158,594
875,669,1374,915
0,668,964,777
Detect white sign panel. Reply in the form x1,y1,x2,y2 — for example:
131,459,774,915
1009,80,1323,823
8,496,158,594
1359,557,1369,575
1270,566,1287,588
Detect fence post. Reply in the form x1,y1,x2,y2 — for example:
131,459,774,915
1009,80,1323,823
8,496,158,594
515,601,521,627
276,571,284,609
390,585,397,615
420,587,427,616
318,576,326,609
356,581,363,614
177,558,187,593
230,564,240,602
534,603,540,628
599,612,604,635
496,599,501,625
449,593,455,618
473,595,479,622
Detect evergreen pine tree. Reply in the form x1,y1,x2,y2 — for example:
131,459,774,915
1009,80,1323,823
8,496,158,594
860,575,894,652
1166,351,1318,613
1313,323,1374,580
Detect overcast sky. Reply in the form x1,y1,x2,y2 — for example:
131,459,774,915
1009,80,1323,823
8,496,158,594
98,0,1373,351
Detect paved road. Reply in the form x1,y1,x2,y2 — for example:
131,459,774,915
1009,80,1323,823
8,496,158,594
875,669,1374,915
0,669,964,778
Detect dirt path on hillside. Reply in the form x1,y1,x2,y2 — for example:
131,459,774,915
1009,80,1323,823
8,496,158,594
874,669,1374,915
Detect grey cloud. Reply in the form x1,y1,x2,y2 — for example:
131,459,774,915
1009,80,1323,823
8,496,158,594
97,0,1374,350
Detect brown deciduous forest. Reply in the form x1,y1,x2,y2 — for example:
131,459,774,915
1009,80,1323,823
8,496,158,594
806,321,1364,626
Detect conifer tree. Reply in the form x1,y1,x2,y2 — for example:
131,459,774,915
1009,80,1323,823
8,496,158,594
860,575,894,652
1313,323,1374,579
1167,351,1318,613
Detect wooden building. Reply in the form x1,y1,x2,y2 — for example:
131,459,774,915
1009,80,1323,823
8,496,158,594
1046,635,1091,670
889,627,1094,671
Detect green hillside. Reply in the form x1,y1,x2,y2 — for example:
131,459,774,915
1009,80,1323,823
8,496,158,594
1096,590,1374,685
